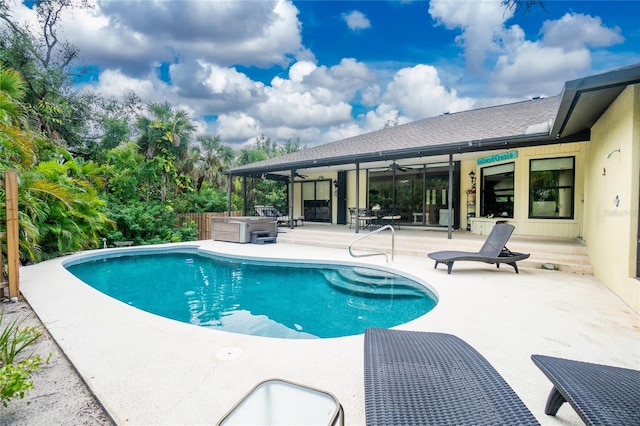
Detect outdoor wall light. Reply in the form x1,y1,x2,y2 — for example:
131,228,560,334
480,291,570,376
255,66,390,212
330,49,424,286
605,148,621,159
469,170,476,189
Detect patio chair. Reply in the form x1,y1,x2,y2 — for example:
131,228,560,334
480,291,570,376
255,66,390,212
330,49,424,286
427,223,529,274
364,328,540,426
381,213,401,229
348,207,373,230
531,354,640,425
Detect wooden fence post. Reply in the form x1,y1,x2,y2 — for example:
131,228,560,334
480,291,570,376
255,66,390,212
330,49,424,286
5,170,19,298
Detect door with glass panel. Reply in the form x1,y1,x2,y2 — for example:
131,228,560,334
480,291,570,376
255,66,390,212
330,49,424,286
302,180,331,223
368,166,421,225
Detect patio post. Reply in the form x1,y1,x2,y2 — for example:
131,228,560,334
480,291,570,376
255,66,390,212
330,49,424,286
242,176,247,216
355,162,360,233
448,154,453,239
5,170,19,298
227,173,232,216
290,169,295,229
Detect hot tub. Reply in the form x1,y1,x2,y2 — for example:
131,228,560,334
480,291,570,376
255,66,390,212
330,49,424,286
211,216,277,243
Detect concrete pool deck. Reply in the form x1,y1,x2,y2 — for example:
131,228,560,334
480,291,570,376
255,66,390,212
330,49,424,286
20,240,640,425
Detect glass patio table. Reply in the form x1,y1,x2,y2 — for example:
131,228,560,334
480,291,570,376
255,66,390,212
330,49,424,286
217,379,344,426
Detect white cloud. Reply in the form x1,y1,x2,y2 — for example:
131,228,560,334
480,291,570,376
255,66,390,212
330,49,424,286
488,13,624,98
382,65,475,119
215,112,262,144
342,10,371,31
256,88,353,128
541,13,623,50
361,84,382,107
289,61,318,83
490,27,590,97
61,0,304,73
86,69,158,99
429,2,627,101
322,104,408,144
170,61,266,113
322,122,369,143
361,104,409,131
304,58,377,102
429,0,512,73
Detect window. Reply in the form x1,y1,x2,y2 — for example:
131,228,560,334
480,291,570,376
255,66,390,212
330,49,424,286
480,162,514,218
529,157,574,219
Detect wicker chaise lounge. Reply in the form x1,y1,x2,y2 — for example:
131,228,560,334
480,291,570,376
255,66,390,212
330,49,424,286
255,205,304,226
428,223,530,274
531,354,640,425
364,328,540,425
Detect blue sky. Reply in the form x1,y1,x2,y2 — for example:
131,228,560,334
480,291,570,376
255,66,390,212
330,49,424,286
6,0,640,147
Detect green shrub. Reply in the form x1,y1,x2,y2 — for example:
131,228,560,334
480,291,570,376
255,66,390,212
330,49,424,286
0,311,44,406
104,201,197,246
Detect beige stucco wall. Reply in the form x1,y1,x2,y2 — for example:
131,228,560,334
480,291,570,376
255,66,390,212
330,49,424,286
464,142,588,238
583,84,639,314
345,168,369,209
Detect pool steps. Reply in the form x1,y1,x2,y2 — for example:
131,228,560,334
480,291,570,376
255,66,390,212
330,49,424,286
321,269,426,298
250,230,277,244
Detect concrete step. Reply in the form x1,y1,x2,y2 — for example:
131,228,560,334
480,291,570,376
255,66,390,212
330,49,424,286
277,226,593,274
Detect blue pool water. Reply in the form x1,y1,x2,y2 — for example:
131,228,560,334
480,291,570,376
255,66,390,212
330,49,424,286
65,249,437,339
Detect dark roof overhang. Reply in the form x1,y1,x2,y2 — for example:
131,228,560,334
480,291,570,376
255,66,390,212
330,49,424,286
552,63,640,139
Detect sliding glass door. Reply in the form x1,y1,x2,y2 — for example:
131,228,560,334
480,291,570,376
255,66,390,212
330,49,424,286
368,163,460,227
302,180,332,223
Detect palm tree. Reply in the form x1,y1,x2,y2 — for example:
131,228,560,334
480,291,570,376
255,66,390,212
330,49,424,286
136,102,196,202
0,67,37,168
188,135,234,192
0,67,112,262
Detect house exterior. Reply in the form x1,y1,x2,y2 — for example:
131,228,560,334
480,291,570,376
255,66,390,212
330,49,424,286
226,63,640,314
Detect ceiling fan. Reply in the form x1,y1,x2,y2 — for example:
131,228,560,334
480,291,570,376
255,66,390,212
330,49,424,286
386,161,412,172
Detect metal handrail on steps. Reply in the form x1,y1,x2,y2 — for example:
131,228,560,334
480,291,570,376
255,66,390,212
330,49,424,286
348,224,395,262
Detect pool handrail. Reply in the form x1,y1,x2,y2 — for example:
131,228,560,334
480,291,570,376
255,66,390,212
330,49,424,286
348,225,395,262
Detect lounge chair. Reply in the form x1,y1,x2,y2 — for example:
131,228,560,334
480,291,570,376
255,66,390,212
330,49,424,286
364,328,540,425
531,354,640,425
427,223,529,274
255,205,304,226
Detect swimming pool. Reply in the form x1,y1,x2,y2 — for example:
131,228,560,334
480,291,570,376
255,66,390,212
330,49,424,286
64,246,437,339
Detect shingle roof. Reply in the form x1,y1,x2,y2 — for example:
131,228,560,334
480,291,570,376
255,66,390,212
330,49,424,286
229,95,560,175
